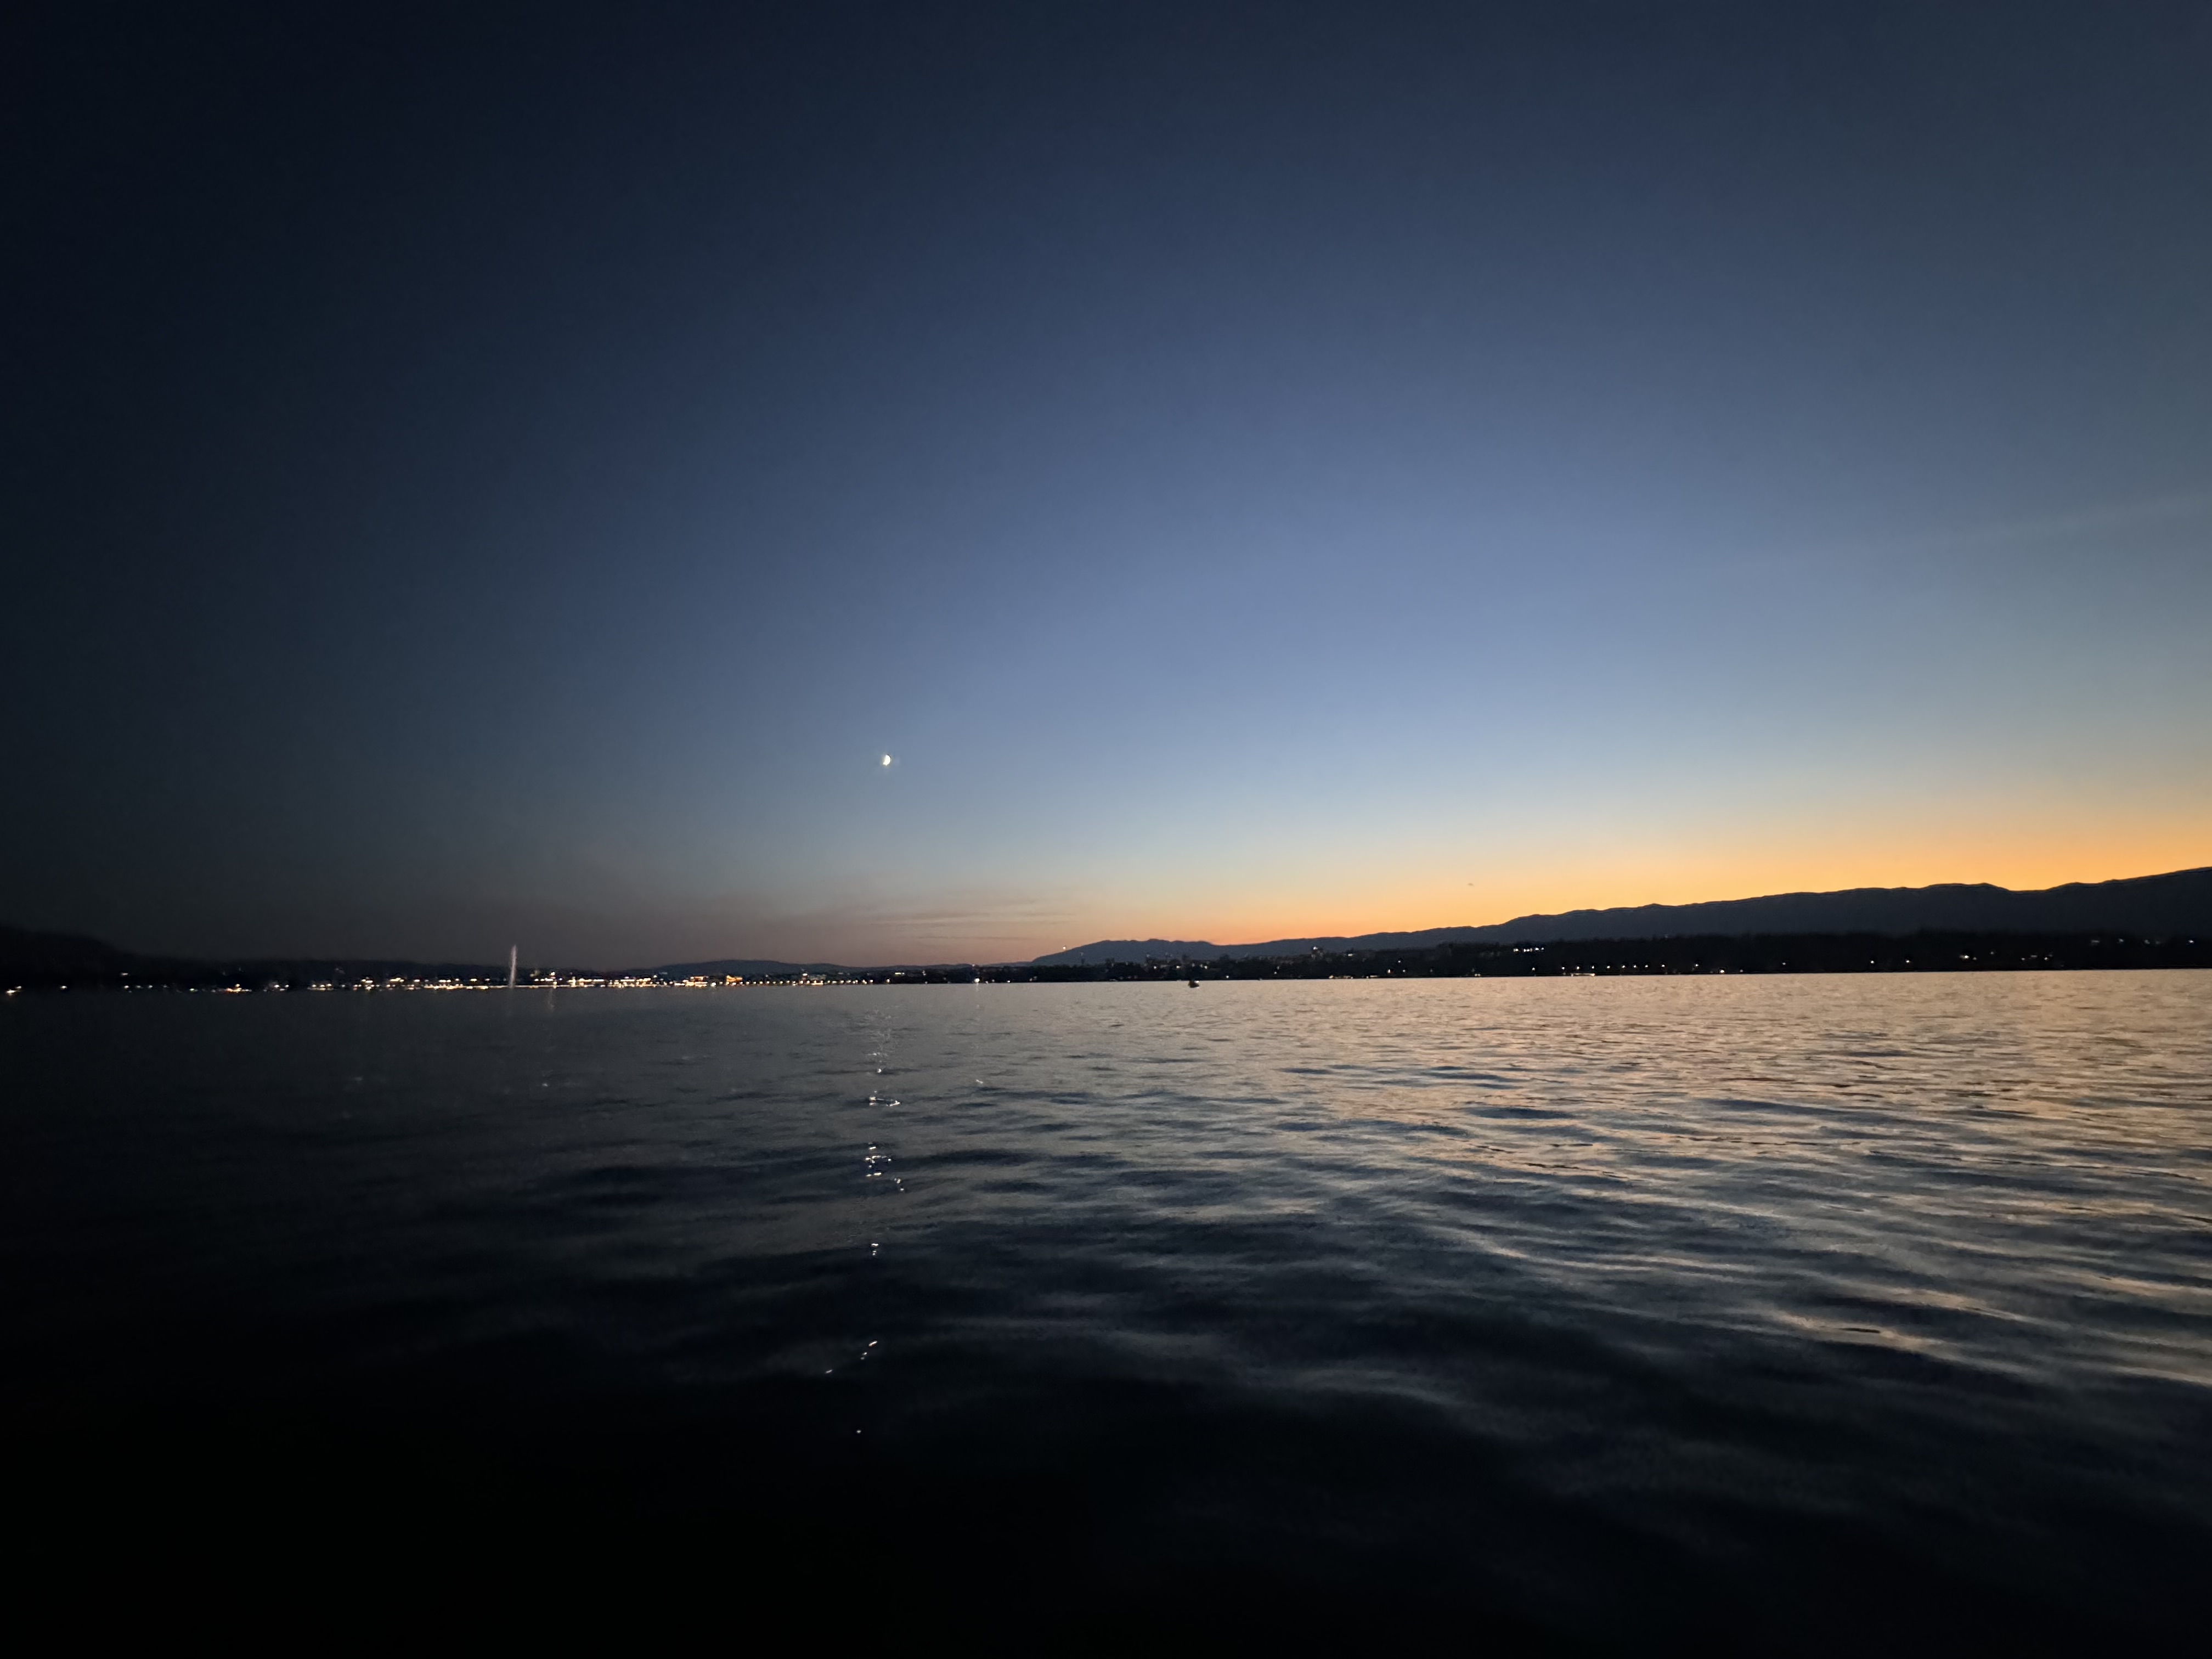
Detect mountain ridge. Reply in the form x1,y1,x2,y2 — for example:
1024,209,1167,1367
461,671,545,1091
1030,866,2212,964
8,865,2207,986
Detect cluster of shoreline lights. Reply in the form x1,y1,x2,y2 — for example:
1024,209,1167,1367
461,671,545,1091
4,975,857,995
284,941,866,989
286,971,863,990
64,973,871,993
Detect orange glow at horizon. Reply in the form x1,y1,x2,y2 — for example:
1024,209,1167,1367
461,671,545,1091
1114,828,2212,951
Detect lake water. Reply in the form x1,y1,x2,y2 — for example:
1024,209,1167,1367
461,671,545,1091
5,974,2209,1644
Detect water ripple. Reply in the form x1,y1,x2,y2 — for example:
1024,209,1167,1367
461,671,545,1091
4,973,2209,1639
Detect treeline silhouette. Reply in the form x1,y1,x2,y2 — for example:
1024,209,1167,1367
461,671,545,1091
996,930,2210,983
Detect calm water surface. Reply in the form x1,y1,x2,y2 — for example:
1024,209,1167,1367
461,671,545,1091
6,974,2209,1644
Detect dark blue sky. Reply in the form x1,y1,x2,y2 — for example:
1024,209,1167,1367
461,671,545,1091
7,2,2209,964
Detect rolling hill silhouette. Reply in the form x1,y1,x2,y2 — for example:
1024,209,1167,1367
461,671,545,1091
1031,866,2212,964
9,866,2207,987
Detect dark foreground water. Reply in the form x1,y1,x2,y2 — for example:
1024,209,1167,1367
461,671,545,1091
5,975,2209,1646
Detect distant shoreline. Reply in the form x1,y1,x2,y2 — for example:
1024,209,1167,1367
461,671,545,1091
4,927,2205,994
12,865,2208,993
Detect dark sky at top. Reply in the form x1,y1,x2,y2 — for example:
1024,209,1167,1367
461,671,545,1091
7,2,2209,965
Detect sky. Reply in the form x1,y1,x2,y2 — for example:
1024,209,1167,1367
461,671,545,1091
6,1,2209,967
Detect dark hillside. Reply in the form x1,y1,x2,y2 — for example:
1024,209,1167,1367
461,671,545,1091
1034,866,2212,964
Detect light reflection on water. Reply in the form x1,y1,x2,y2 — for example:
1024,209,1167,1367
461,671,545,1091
3,972,2209,1638
871,975,2212,1384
